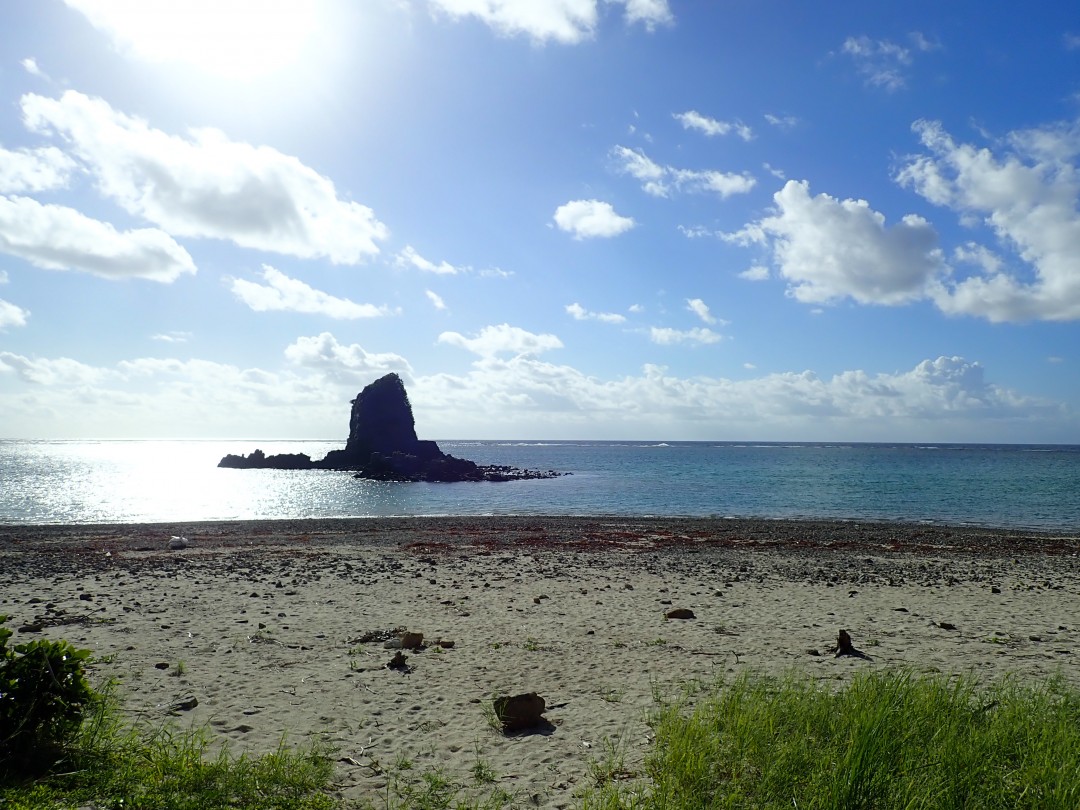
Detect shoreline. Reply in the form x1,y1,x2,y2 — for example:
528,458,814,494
4,516,1080,807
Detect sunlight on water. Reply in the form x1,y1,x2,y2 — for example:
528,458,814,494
1,439,1078,530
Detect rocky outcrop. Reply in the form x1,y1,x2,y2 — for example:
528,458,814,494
218,373,563,482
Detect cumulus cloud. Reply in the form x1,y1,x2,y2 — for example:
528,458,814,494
553,199,635,239
0,194,195,282
0,344,1067,441
565,302,626,323
284,332,412,381
674,110,753,141
649,326,724,345
0,145,76,193
686,297,719,324
0,299,30,330
410,353,1062,441
229,265,388,319
611,145,756,198
896,119,1080,322
426,290,447,310
396,245,462,275
725,179,944,305
438,323,563,357
739,265,770,281
427,0,672,44
840,32,935,91
0,351,107,385
21,91,389,263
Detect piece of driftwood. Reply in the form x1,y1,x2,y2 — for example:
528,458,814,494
834,629,872,660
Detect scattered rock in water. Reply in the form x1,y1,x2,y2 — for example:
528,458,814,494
665,608,696,620
493,692,547,733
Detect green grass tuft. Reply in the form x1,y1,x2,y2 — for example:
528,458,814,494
1,684,339,809
584,669,1080,809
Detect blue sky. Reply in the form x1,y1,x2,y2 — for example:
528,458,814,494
1,0,1079,442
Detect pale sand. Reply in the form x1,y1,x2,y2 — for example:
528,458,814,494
2,517,1079,807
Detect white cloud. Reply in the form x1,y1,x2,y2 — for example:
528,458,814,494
674,110,753,141
685,298,718,324
0,145,77,193
565,302,626,323
151,331,192,343
649,326,724,345
229,265,388,319
764,113,798,130
611,145,756,198
438,323,563,357
726,179,944,305
21,57,44,77
284,332,412,382
0,194,196,282
739,265,770,281
839,33,934,91
426,290,447,310
426,0,671,44
0,345,1067,441
21,91,389,263
0,299,30,330
553,199,635,239
412,353,1060,441
896,119,1080,322
0,351,107,385
396,245,462,275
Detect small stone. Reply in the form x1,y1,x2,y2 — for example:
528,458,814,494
169,696,198,712
991,586,1001,594
387,651,410,671
665,608,696,620
401,631,424,650
937,622,958,631
155,662,170,670
79,592,93,601
493,692,546,732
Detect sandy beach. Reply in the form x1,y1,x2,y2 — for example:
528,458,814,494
2,517,1079,807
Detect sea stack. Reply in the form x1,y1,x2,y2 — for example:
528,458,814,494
218,373,563,482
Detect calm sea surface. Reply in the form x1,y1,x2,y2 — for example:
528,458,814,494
1,439,1078,531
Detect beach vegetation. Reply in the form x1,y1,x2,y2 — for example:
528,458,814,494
378,762,517,810
583,669,1080,809
1,681,339,809
0,616,97,774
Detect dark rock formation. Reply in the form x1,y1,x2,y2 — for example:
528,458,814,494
218,373,564,483
217,449,313,470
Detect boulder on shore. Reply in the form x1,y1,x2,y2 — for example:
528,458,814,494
218,373,563,483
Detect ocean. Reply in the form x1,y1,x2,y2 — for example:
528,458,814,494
1,439,1078,531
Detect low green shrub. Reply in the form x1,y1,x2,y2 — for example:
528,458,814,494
0,615,97,772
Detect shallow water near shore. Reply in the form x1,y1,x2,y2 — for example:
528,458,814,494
2,439,1078,531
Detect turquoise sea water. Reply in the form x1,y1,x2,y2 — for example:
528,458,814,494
0,439,1078,530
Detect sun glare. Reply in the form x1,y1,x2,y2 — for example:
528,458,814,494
68,0,321,80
